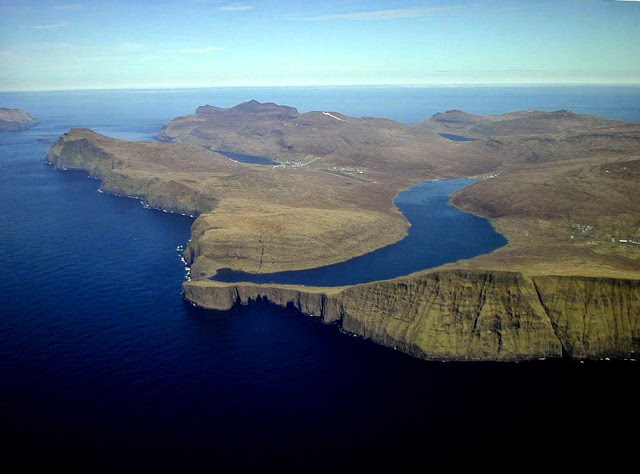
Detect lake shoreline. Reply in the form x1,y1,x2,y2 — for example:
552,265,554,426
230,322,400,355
211,178,508,286
42,101,640,362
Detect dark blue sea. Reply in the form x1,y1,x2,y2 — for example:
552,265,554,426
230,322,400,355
1,86,638,472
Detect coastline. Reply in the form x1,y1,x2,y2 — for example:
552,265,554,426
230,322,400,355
183,270,640,362
46,139,640,362
44,104,640,362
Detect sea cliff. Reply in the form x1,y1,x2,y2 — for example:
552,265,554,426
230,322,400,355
45,131,217,216
46,104,640,362
44,128,410,276
183,271,639,361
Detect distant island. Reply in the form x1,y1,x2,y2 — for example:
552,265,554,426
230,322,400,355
0,107,38,131
46,101,640,361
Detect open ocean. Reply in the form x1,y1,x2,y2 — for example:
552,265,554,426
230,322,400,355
1,86,638,471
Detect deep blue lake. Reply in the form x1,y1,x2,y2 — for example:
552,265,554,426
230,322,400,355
216,150,280,165
1,86,638,472
213,179,507,286
439,132,477,142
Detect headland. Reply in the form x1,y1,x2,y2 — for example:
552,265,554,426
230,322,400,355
0,107,38,131
46,101,640,361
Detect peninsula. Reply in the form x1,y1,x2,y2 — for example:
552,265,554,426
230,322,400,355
46,101,640,361
0,107,38,131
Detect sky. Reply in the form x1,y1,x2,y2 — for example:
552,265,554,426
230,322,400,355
1,0,639,91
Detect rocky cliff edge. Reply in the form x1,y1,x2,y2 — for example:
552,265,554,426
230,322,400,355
183,271,639,361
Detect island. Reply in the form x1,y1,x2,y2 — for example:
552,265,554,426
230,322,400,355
46,101,640,361
0,107,38,131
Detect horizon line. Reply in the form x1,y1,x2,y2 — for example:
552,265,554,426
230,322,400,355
2,81,640,93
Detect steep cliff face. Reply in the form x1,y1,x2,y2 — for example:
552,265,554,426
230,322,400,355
46,135,115,173
45,130,217,216
45,111,640,363
45,128,414,277
183,271,639,361
183,280,344,322
337,271,561,361
534,276,640,359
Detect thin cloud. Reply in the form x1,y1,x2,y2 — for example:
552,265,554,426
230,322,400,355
176,46,223,54
217,3,253,11
292,6,467,21
31,21,69,29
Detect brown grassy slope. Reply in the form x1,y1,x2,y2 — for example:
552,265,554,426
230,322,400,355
414,108,640,279
50,103,640,280
46,128,410,277
156,100,504,184
448,155,640,279
168,103,640,362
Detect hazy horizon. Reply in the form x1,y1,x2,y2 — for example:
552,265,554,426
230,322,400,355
3,82,640,94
